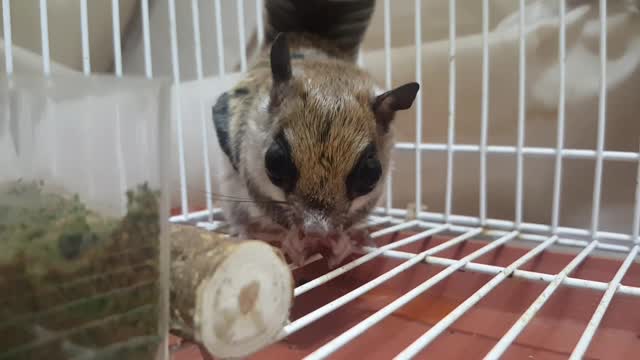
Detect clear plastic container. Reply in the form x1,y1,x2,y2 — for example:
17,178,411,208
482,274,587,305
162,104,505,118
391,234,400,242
0,73,171,360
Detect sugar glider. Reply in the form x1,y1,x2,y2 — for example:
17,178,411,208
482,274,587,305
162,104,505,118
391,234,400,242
212,0,419,268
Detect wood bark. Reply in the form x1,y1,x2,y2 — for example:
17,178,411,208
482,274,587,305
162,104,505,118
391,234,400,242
169,224,294,359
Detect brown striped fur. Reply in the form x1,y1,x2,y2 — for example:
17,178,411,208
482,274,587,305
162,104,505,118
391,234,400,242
212,1,418,267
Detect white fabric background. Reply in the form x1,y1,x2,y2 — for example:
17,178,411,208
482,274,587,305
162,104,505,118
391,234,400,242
1,0,639,235
360,0,640,235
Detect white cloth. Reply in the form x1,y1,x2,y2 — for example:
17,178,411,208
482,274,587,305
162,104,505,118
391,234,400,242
2,0,639,234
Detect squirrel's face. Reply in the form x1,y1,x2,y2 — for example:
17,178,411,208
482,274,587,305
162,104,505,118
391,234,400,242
262,80,387,235
245,33,419,237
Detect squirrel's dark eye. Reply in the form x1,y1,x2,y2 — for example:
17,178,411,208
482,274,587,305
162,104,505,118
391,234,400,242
346,143,382,199
265,131,298,193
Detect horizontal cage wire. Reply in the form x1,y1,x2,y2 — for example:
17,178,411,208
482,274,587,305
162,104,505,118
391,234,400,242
2,0,640,359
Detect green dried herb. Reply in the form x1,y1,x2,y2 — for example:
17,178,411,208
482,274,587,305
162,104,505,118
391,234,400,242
0,180,164,360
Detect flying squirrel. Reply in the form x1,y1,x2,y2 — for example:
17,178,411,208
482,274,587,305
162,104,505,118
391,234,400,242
212,0,419,268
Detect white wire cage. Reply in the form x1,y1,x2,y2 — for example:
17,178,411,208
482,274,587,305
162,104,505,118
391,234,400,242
2,0,640,359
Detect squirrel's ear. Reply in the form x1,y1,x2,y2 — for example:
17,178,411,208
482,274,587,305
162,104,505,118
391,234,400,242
268,33,293,110
270,32,292,84
372,82,420,132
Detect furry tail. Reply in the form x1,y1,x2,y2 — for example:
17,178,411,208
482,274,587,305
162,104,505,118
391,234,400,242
264,0,376,59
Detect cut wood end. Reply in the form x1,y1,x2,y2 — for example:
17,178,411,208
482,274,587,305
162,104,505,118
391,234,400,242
195,240,294,359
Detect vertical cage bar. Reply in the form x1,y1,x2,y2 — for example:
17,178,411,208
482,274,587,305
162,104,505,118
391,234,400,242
285,226,471,336
80,0,91,199
111,1,126,214
2,0,13,75
256,0,264,47
483,240,599,360
141,0,153,78
632,144,640,242
590,0,608,235
414,0,423,215
237,0,248,72
191,0,215,221
169,0,190,217
39,0,51,75
384,0,393,214
112,0,123,76
551,0,567,232
396,235,558,359
479,0,489,225
444,0,456,221
80,0,91,74
214,0,225,75
168,0,182,105
305,231,519,360
515,0,526,227
383,0,392,87
294,221,434,297
191,0,204,79
569,245,639,360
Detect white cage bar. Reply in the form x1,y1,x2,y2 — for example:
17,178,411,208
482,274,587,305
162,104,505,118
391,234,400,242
190,0,204,80
444,0,455,222
111,0,123,77
633,148,640,242
140,0,152,78
394,143,640,161
39,0,50,75
483,239,599,359
305,230,520,360
80,0,90,74
190,0,215,223
255,0,264,47
396,234,559,359
168,0,190,219
3,0,640,359
2,0,12,75
384,0,393,214
413,0,423,216
214,0,225,76
515,0,526,228
479,0,490,226
552,0,568,234
590,0,608,237
378,240,640,297
236,0,248,72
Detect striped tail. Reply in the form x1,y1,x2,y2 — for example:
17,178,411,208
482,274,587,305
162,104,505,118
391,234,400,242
263,0,376,60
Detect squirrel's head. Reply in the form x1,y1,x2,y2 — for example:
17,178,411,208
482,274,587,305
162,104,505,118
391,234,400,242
244,33,419,237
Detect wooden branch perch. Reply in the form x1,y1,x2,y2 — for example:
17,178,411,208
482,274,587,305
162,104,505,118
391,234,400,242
169,224,294,359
